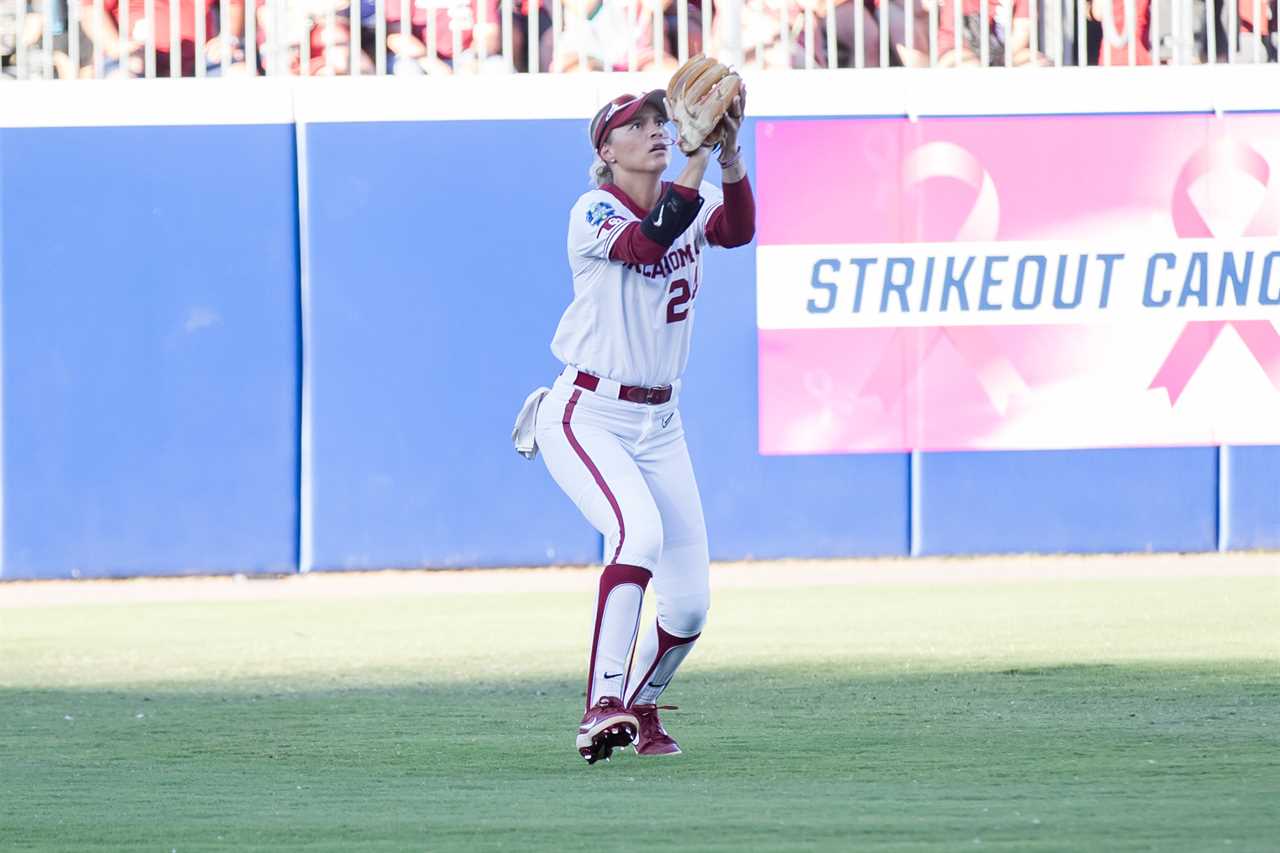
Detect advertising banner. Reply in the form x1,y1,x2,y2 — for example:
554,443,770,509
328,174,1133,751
756,114,1280,454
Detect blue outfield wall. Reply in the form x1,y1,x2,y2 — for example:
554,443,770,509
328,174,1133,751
0,123,301,579
1222,446,1280,551
0,75,1276,578
301,119,604,569
913,448,1221,555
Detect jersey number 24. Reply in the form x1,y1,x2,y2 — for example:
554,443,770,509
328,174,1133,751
667,277,698,324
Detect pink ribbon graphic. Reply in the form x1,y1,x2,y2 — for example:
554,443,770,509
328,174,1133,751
1149,137,1280,405
858,326,1030,416
1150,321,1280,404
857,143,1026,415
903,141,1001,242
1170,137,1279,238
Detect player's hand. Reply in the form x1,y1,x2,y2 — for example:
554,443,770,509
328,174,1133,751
686,145,713,165
729,82,746,121
718,116,739,157
720,83,746,153
719,94,743,153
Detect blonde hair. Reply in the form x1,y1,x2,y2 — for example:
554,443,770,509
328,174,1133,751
589,153,614,187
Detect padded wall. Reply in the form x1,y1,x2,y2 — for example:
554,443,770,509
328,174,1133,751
301,119,601,569
0,124,300,578
1221,446,1280,551
913,448,1221,555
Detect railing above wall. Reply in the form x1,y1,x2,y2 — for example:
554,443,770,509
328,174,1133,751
3,63,1278,130
0,0,1274,81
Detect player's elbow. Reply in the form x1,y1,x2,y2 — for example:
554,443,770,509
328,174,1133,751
609,224,667,265
633,240,667,265
718,222,755,248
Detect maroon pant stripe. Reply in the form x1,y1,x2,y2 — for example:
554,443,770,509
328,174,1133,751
562,389,626,564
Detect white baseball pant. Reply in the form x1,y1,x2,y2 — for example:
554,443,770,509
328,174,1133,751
534,370,711,709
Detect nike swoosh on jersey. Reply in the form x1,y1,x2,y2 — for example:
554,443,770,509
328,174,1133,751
654,205,664,226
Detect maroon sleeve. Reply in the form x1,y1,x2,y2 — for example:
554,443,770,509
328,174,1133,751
706,175,756,248
607,184,707,264
607,223,667,265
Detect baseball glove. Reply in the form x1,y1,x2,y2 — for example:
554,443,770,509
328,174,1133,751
665,55,743,154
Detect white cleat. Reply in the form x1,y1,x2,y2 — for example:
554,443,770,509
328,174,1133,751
576,696,639,765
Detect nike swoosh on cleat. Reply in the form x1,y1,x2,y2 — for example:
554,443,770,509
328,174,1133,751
603,672,623,679
648,681,669,688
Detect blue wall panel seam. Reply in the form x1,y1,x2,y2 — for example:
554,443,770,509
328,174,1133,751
1217,445,1229,553
296,115,314,573
909,450,921,557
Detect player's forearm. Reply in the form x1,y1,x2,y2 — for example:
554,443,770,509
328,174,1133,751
673,148,711,192
707,174,755,248
609,182,708,265
608,224,668,265
720,151,747,184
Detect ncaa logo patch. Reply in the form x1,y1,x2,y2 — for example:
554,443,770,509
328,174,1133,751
586,201,617,226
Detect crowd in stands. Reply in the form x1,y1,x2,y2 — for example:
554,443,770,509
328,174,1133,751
2,0,1274,78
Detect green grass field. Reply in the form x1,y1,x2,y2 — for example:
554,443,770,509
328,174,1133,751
2,563,1278,852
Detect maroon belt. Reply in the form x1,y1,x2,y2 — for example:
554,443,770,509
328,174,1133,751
573,371,672,405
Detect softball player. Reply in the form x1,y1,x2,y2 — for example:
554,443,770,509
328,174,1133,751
513,88,754,763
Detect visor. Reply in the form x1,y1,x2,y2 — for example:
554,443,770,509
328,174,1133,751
589,90,669,152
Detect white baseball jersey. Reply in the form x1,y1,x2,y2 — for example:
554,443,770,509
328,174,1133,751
550,181,725,389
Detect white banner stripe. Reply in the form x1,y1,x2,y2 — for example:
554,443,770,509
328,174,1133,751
757,240,1280,329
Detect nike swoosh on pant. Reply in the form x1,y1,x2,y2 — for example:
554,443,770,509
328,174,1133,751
603,672,623,679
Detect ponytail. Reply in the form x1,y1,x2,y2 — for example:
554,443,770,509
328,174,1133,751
589,154,613,187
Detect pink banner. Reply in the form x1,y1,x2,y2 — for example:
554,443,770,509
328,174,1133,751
756,113,1280,454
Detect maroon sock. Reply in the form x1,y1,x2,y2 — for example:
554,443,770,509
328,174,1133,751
625,621,700,707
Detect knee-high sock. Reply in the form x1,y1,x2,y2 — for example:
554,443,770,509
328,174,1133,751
587,563,651,707
624,621,700,707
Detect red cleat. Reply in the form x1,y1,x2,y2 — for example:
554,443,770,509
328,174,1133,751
576,696,639,764
630,704,682,756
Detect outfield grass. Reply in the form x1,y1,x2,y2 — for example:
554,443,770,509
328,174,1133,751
1,567,1277,851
